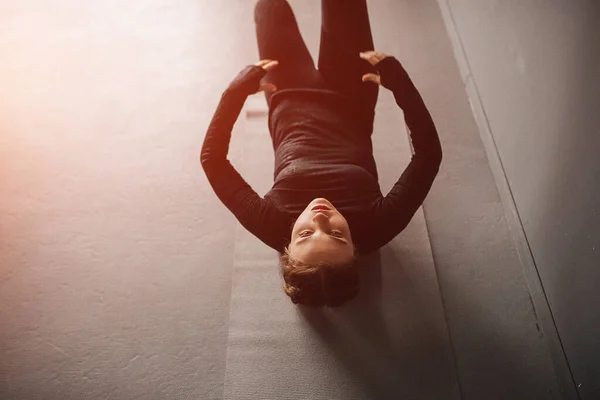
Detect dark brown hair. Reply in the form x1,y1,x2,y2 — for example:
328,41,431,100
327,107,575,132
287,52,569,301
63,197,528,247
279,246,360,308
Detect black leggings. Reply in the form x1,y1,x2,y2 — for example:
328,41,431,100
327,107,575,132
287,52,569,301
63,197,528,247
255,0,379,121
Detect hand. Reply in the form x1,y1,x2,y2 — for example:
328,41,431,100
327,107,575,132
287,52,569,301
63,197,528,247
359,51,390,85
225,60,280,95
254,59,279,93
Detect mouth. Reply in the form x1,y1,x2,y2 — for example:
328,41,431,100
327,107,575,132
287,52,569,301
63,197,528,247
311,205,331,212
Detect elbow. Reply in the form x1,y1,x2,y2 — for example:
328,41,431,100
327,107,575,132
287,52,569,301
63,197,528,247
200,142,216,167
432,138,443,167
200,151,212,170
434,146,443,168
423,146,442,176
432,152,442,175
425,143,443,170
200,151,227,175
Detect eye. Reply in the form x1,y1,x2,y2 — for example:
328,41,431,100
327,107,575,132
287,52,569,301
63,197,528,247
298,230,344,238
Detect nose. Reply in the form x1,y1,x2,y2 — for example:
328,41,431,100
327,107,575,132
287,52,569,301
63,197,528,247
312,212,331,228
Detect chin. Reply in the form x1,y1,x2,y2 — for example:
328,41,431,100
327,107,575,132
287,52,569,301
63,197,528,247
308,197,335,209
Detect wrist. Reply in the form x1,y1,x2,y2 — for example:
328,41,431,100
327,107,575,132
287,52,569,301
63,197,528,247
226,65,267,95
375,57,411,89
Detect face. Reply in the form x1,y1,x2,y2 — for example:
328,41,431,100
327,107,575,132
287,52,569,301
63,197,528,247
289,198,355,265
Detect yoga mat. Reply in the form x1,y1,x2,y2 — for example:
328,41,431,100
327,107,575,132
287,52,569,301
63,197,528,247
222,80,460,399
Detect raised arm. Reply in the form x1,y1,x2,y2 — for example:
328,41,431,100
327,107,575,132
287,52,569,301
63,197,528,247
201,61,289,251
361,53,443,249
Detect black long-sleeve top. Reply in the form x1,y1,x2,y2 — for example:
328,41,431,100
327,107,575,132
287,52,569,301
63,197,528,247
201,57,442,255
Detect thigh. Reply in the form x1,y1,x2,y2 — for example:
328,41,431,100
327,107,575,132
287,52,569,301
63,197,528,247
318,0,379,112
255,0,322,104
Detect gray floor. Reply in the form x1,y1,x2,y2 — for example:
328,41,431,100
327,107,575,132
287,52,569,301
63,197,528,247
0,1,563,399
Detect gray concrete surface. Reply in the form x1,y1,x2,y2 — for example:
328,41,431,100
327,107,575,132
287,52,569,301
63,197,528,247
0,1,567,399
0,2,241,398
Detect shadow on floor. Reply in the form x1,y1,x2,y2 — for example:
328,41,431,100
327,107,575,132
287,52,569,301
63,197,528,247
298,246,459,399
